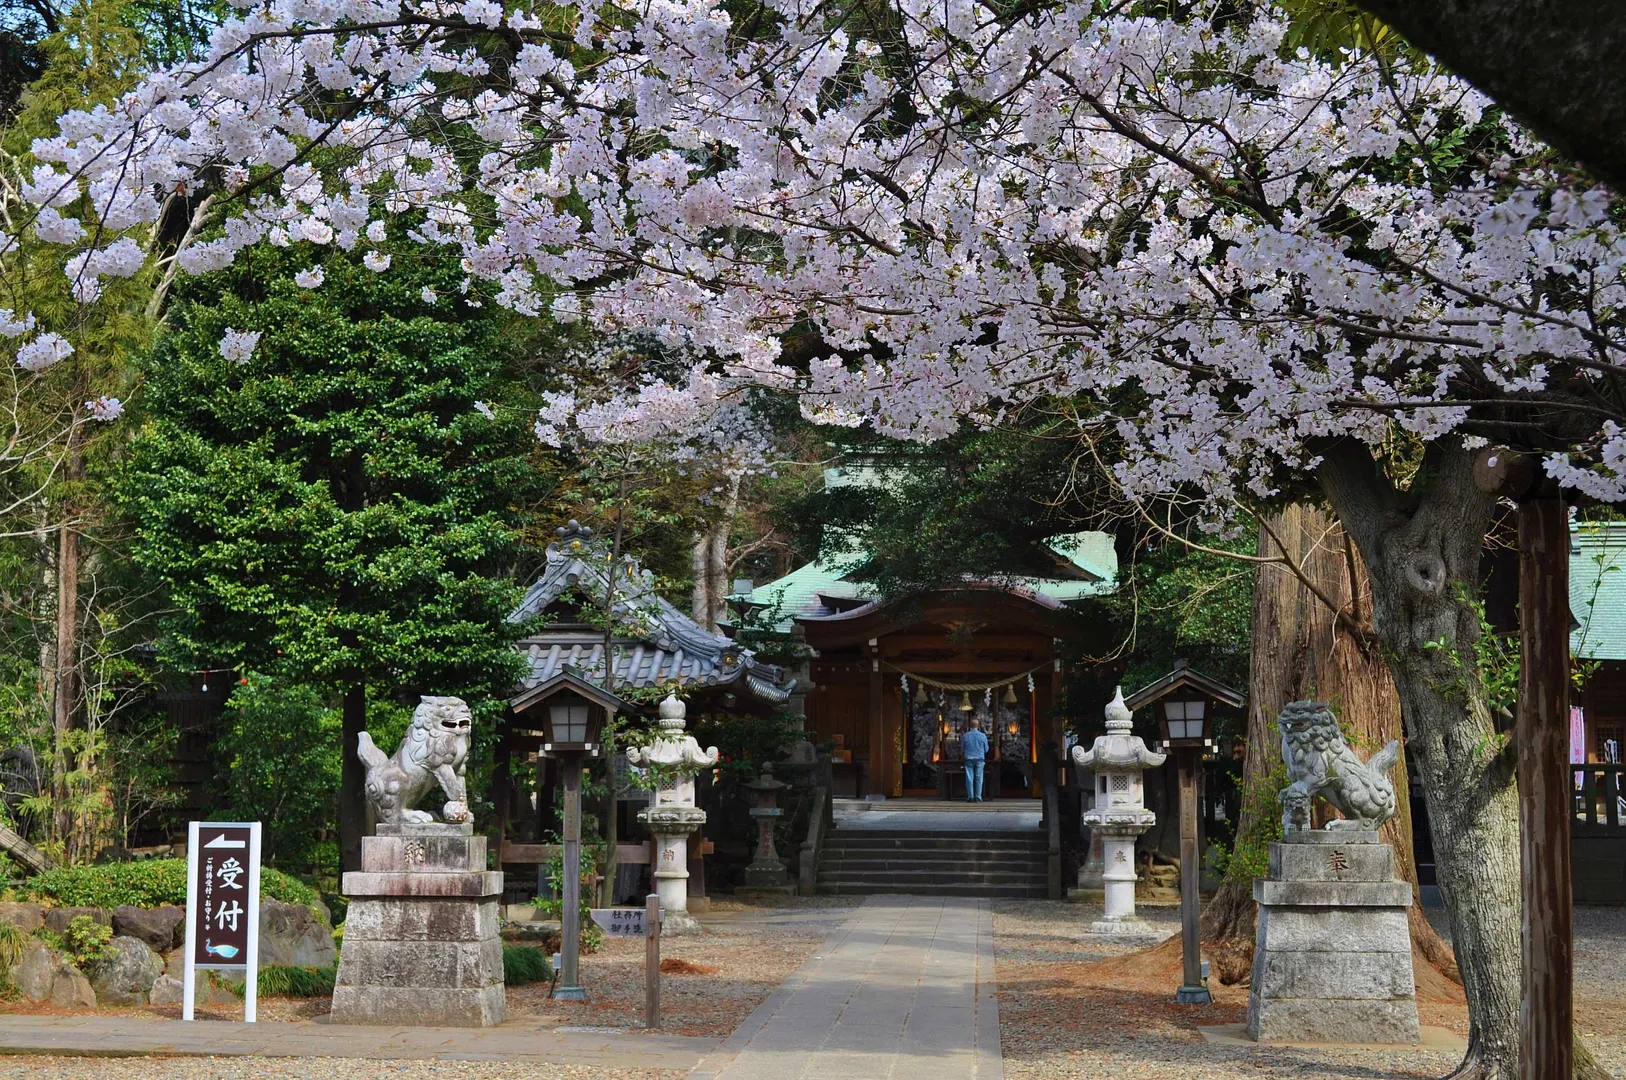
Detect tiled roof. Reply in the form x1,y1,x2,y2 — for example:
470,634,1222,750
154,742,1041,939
1572,522,1626,661
510,522,794,703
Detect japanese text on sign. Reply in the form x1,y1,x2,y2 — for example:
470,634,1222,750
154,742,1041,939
589,908,647,937
191,825,254,969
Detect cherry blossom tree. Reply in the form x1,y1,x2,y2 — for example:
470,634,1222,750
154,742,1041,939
5,0,1626,1073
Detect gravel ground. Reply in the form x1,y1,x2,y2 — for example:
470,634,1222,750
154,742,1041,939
0,1059,680,1080
509,897,855,1036
992,900,1626,1080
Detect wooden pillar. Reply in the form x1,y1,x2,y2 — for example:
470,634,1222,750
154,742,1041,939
868,640,885,797
1518,495,1572,1080
1176,746,1210,1002
557,754,587,1000
492,735,512,863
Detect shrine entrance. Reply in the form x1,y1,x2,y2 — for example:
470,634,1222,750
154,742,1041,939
798,587,1072,800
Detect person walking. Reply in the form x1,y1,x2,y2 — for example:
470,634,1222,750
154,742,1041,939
961,717,989,802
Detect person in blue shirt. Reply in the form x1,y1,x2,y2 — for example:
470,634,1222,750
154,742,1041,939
961,717,989,802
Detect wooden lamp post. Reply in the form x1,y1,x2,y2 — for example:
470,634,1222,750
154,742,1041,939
1126,661,1244,1007
1160,697,1213,1005
509,667,629,1003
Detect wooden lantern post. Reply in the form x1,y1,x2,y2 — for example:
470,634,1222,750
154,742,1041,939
1474,449,1573,1080
508,667,631,1005
1124,661,1244,1006
1160,698,1213,1005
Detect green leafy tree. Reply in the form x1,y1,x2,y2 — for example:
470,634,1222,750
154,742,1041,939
122,240,547,871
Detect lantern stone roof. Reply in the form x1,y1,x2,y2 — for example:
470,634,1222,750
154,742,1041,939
1073,688,1167,771
509,521,795,705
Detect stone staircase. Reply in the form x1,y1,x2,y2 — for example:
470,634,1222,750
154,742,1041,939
815,828,1049,898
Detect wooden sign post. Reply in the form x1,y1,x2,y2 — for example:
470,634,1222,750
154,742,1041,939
182,821,262,1022
644,893,662,1029
589,894,662,1028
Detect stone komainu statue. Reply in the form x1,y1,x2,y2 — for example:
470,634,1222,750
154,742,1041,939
1277,700,1401,834
358,695,474,825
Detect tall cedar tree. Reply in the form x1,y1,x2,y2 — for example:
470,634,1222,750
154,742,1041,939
123,242,541,872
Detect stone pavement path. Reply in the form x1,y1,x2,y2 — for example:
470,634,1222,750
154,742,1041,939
0,1013,713,1071
689,895,1002,1080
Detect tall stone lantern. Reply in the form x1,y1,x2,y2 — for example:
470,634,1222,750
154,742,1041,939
1072,687,1166,934
626,694,718,935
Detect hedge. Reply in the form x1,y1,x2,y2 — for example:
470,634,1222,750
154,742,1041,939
22,859,321,912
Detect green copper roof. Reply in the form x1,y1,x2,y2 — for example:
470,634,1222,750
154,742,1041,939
1572,521,1626,660
733,531,1118,633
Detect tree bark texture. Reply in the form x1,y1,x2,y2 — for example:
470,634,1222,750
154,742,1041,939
49,428,86,860
1318,440,1520,1079
1350,0,1626,188
1201,505,1453,983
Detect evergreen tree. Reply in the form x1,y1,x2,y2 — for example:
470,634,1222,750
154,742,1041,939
123,240,547,871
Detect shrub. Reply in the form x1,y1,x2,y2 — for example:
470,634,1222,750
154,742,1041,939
21,859,320,912
0,922,26,992
503,944,552,986
222,964,337,999
39,914,116,968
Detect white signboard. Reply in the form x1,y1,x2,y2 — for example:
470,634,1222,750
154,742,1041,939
183,821,262,1022
589,907,647,937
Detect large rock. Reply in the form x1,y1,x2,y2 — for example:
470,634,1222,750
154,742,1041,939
112,905,185,951
148,948,238,1007
11,941,96,1008
259,897,336,969
0,902,44,932
88,936,163,1006
43,906,112,935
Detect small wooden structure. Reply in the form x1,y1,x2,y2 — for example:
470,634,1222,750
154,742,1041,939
491,521,796,877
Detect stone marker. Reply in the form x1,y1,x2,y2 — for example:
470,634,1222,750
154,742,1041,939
1245,701,1419,1045
331,696,504,1027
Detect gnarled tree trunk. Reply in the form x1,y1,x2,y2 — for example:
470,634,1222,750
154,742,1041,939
1318,439,1521,1080
1201,504,1454,984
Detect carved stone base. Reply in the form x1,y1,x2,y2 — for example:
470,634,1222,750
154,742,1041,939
1083,915,1160,936
1246,834,1418,1045
332,825,505,1027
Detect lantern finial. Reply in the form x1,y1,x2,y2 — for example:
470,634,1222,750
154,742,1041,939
1105,686,1132,733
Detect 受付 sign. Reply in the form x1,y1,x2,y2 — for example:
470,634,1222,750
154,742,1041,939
183,821,262,1022
589,907,646,937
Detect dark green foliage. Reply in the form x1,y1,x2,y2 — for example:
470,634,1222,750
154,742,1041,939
22,858,318,910
214,674,341,878
502,944,552,985
123,241,542,712
254,964,337,998
691,709,801,789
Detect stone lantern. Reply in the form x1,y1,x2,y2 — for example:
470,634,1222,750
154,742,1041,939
740,764,792,894
626,694,718,935
1072,686,1166,934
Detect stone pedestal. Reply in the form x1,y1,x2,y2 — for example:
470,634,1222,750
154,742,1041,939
1086,823,1156,934
331,823,505,1027
1246,831,1419,1044
638,806,707,935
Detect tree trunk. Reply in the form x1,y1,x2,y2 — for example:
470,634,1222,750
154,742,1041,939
1201,505,1453,983
49,430,86,860
691,531,711,628
340,681,367,874
1318,439,1520,1080
705,472,743,631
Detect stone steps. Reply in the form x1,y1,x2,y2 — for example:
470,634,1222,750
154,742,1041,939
815,827,1048,898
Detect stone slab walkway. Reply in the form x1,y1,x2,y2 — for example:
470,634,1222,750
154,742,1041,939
0,1014,714,1070
689,895,1003,1080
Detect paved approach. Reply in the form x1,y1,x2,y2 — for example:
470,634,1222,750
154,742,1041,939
690,895,1003,1080
0,1014,712,1070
